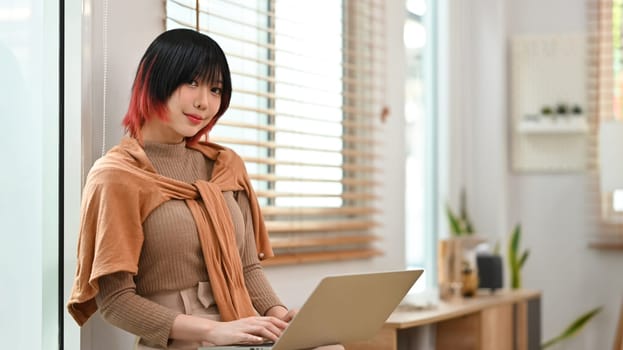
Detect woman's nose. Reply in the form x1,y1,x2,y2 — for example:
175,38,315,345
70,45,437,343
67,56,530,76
194,89,210,110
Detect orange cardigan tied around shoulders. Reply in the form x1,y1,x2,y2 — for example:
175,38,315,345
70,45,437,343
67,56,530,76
67,137,273,325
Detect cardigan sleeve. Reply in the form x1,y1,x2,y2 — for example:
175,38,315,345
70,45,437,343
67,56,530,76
68,168,163,325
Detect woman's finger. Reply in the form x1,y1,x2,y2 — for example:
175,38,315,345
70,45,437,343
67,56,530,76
239,334,265,344
250,322,281,341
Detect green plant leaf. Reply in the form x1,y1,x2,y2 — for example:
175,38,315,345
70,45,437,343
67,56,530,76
464,218,474,234
508,225,517,268
459,189,468,220
511,224,521,257
459,189,475,234
508,224,522,289
519,250,529,269
541,306,602,349
446,205,462,236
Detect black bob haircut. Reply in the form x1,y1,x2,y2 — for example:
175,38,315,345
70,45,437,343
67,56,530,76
123,28,232,142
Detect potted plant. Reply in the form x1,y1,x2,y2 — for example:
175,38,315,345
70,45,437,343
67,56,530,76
439,189,484,298
446,191,474,236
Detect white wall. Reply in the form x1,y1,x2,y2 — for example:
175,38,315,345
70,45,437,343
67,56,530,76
462,0,623,349
508,1,623,349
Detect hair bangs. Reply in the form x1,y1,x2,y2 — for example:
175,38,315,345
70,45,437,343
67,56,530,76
193,51,229,85
149,34,232,98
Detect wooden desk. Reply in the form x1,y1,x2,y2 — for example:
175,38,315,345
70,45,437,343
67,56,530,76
345,289,541,350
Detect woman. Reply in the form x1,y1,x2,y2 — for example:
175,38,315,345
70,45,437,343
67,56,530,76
67,29,340,350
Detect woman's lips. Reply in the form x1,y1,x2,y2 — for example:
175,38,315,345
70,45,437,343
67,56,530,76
185,113,204,125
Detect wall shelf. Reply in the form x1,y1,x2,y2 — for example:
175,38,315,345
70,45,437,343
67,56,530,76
510,34,588,172
588,234,623,250
517,117,588,134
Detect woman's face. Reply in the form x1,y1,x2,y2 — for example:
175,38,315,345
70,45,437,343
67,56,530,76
142,78,223,143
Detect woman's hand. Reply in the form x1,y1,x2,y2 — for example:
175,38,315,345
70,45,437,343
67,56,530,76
265,305,298,322
171,314,288,346
202,316,289,346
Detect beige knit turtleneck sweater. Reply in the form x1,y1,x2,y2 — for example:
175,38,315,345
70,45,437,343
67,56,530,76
94,141,283,347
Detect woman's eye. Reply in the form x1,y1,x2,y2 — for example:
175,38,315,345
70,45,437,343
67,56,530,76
189,80,199,87
211,87,222,95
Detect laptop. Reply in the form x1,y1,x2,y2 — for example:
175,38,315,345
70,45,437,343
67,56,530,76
204,269,423,350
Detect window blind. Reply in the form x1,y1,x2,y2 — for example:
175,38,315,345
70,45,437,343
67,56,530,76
587,0,623,248
166,0,386,264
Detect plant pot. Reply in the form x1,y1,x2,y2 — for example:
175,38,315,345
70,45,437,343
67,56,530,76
438,236,486,300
